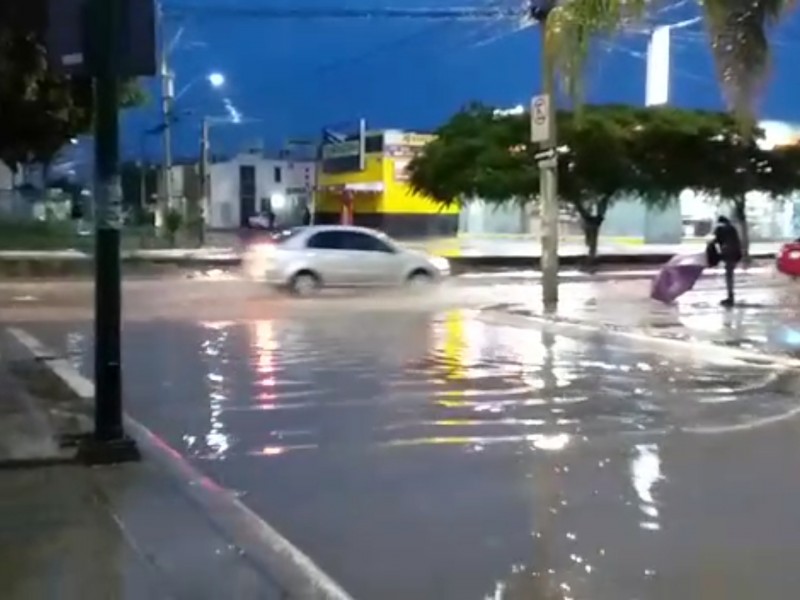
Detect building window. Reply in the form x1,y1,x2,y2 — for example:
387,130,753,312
274,166,282,183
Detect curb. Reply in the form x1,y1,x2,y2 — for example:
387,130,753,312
479,305,800,435
480,303,800,370
5,327,356,600
445,251,776,272
0,251,778,278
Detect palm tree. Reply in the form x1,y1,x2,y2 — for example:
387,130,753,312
533,0,793,121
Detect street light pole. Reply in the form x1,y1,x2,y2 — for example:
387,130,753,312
160,55,174,228
199,117,211,243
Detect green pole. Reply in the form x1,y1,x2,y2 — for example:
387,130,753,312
80,0,140,462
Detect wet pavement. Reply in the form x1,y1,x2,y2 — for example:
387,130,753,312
492,271,800,359
4,274,800,599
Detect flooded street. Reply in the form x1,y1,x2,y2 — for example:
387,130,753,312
4,273,800,599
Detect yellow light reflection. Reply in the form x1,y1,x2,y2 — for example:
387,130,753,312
252,320,278,404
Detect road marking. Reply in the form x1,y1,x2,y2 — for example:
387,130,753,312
6,327,356,600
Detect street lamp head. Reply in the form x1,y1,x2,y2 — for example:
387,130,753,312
207,72,225,88
528,0,557,22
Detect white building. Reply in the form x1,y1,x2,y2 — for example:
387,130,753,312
207,150,316,229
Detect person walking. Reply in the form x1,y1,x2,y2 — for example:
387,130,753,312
712,216,743,307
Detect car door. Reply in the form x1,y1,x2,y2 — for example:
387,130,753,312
341,231,402,286
305,230,358,286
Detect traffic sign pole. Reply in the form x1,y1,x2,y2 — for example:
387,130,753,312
532,90,559,307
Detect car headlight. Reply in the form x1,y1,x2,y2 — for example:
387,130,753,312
429,256,450,273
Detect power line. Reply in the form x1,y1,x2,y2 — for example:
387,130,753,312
164,5,526,20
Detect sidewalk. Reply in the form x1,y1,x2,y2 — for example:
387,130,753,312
0,349,283,600
485,272,800,359
0,238,782,277
407,237,781,262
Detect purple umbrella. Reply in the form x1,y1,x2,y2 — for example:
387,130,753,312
651,252,708,304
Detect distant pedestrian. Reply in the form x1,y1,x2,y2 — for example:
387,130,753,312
302,206,311,226
267,210,276,231
712,216,743,307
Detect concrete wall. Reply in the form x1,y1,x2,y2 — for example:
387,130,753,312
601,196,683,243
458,200,530,235
207,153,315,229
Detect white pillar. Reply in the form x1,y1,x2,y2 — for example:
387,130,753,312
645,26,671,106
643,25,684,243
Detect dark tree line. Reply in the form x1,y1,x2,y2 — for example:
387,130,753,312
408,104,800,261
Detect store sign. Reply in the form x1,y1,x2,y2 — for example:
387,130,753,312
384,131,436,148
394,158,410,181
399,133,435,147
321,140,360,159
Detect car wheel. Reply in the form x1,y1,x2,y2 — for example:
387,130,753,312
406,269,434,289
289,271,321,296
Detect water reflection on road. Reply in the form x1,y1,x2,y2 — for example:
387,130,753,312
28,304,800,600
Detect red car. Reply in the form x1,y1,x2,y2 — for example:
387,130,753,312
777,241,800,277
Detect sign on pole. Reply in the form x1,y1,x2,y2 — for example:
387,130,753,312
530,94,553,144
46,0,157,77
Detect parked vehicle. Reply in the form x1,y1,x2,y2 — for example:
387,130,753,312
777,241,800,277
243,225,451,295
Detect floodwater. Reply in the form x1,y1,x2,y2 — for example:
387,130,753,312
20,283,800,600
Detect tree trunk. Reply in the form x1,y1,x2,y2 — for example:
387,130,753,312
733,197,750,264
582,216,602,271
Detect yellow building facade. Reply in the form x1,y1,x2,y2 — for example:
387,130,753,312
315,130,458,238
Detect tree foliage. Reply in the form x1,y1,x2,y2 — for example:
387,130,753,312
408,103,800,260
0,0,145,170
539,0,795,121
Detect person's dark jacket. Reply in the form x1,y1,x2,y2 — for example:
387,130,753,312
713,218,743,264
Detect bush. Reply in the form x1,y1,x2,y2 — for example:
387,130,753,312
163,209,183,247
0,219,89,250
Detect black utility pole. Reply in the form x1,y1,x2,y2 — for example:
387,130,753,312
78,0,140,463
45,0,155,462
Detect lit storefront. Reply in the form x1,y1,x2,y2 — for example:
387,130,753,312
315,129,458,238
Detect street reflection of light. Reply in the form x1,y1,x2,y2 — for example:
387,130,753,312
432,418,547,427
204,320,235,330
247,444,318,457
261,446,284,456
385,433,571,449
530,433,570,451
631,443,664,531
434,309,487,378
251,320,278,404
785,329,800,345
484,581,506,599
496,324,576,389
198,321,233,459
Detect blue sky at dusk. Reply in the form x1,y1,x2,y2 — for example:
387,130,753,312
121,0,800,162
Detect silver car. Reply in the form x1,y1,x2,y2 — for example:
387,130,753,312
243,225,451,295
